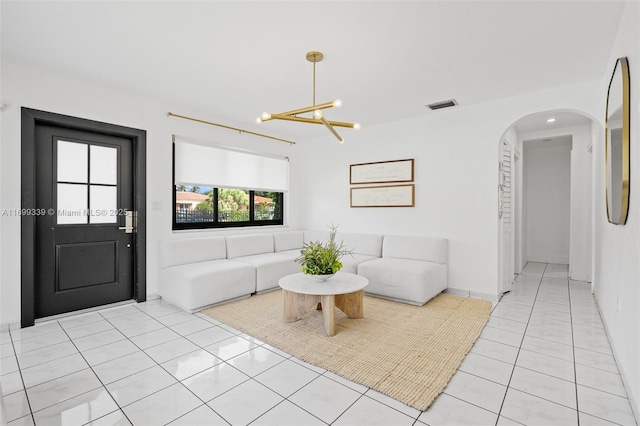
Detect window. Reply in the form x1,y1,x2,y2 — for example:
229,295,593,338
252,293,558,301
172,138,287,230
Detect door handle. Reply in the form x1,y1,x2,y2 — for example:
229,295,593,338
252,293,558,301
119,210,134,234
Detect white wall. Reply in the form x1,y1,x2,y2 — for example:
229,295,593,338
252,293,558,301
594,0,640,418
0,59,304,325
523,139,571,264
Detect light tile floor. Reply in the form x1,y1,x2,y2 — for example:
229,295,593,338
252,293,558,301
1,262,637,425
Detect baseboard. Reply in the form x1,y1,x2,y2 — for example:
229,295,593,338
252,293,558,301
593,295,640,424
444,288,469,297
569,272,588,282
470,291,500,303
527,254,569,264
445,288,499,303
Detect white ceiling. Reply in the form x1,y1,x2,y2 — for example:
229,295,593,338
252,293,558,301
1,1,626,141
513,111,595,135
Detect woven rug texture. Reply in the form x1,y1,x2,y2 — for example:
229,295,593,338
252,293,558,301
202,290,491,411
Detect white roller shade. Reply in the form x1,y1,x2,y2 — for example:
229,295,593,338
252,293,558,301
174,137,289,192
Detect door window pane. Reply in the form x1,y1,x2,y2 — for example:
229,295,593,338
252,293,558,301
58,141,88,183
90,145,117,185
57,184,88,224
90,186,118,224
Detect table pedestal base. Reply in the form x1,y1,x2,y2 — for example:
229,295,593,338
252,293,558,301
282,289,364,336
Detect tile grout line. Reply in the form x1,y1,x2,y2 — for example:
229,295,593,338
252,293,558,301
24,303,202,425
88,302,247,425
57,315,136,426
125,301,323,426
112,303,231,425
568,275,582,426
493,261,544,425
6,329,36,425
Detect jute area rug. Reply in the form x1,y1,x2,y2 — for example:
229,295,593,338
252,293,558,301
202,290,491,411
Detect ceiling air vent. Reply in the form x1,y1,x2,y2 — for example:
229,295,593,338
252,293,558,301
426,99,458,111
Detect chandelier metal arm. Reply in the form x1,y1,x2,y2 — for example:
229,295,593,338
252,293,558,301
276,101,336,117
268,114,357,129
318,114,344,143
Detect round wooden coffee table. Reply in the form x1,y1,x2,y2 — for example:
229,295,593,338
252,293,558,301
279,272,369,336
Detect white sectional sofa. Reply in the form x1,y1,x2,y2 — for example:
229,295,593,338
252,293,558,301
157,230,448,312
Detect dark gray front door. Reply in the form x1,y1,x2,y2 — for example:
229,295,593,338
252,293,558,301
34,124,135,318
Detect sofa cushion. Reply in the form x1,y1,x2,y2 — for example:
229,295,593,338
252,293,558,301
158,259,255,311
232,253,300,293
274,249,302,261
338,233,383,257
226,234,274,259
158,237,227,269
273,231,304,252
358,257,447,305
340,253,379,274
382,235,447,264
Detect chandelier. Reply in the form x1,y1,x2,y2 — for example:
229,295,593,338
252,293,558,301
256,51,360,143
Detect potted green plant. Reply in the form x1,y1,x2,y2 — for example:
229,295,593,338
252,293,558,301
295,225,353,280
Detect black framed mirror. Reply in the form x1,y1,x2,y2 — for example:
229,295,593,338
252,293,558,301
605,57,630,225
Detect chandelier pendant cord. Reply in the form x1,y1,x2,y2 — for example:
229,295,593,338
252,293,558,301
312,57,316,107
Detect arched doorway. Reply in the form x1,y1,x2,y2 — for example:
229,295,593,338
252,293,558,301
498,110,597,295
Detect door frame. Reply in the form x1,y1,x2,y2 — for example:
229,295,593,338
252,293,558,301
21,108,147,327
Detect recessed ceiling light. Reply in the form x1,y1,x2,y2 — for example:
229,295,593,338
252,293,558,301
547,118,556,123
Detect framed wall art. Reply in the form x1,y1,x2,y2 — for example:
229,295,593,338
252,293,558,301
350,159,414,185
350,184,415,208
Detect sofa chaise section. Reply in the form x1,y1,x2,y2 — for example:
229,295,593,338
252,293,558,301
357,235,447,306
157,237,255,312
